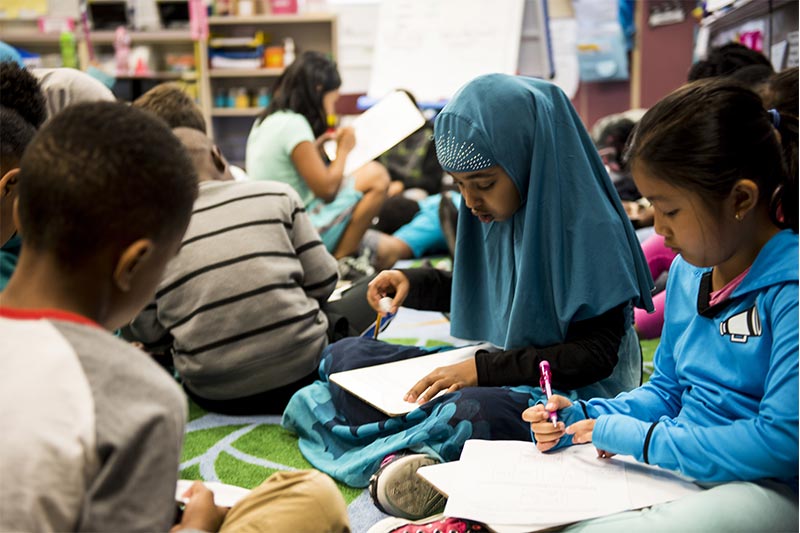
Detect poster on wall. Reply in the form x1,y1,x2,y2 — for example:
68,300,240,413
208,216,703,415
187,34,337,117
0,0,47,18
573,0,629,82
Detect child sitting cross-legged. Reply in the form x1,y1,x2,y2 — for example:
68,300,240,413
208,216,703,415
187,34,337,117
128,126,342,416
0,102,348,532
526,77,798,532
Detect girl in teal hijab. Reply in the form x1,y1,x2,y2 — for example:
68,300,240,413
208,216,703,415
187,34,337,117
445,73,652,349
283,75,654,517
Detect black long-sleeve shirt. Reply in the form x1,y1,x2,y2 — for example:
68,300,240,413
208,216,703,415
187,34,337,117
400,268,628,390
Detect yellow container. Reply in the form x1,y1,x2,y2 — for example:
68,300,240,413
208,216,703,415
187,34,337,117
264,46,284,68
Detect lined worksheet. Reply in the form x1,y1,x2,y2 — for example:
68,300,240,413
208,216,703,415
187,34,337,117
418,440,701,530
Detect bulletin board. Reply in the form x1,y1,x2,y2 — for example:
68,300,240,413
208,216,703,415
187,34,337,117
367,0,533,102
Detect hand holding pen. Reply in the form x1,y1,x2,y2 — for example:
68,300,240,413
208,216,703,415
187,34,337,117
522,392,614,458
373,297,393,339
522,393,570,453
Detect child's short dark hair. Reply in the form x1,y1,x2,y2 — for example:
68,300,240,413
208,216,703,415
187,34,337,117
687,43,773,83
0,62,46,128
0,107,37,172
595,117,636,169
259,51,341,137
626,78,798,232
132,83,207,133
17,102,198,267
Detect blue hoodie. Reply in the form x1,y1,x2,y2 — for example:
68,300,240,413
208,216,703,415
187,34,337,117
552,229,798,486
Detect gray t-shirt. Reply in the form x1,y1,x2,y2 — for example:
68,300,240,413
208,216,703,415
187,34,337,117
0,312,186,532
130,180,338,400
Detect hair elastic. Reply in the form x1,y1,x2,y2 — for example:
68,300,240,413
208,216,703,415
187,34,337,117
768,108,781,129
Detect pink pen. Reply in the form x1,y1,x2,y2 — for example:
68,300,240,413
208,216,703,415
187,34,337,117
539,360,558,427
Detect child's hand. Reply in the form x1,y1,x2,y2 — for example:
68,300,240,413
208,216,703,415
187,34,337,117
367,270,409,314
404,358,478,403
565,419,615,458
336,127,356,153
314,131,336,149
522,395,572,452
171,481,228,533
622,200,654,226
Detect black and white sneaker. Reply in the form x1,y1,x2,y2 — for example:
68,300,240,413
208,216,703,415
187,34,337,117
368,453,447,520
338,248,376,282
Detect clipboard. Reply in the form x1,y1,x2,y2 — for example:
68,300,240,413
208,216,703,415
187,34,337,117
329,343,494,416
331,90,426,176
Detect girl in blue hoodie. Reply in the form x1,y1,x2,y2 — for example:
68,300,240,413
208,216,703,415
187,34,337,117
527,77,798,531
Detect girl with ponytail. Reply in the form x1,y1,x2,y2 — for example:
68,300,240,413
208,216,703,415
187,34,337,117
527,77,799,531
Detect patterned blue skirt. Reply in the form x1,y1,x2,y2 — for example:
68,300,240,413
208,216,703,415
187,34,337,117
282,338,544,487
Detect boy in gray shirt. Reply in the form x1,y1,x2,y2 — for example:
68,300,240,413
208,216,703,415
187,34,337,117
129,127,339,415
0,103,350,533
0,102,199,531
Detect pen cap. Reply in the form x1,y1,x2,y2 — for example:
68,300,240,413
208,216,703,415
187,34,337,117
539,360,551,376
378,297,393,314
539,360,551,388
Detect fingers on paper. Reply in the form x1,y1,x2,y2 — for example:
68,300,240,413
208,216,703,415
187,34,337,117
405,368,456,404
180,481,208,500
404,374,433,403
596,449,616,459
565,419,595,444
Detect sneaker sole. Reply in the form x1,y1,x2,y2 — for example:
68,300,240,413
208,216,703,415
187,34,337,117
369,455,446,520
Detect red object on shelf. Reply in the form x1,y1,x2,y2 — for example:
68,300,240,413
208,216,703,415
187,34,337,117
270,0,297,14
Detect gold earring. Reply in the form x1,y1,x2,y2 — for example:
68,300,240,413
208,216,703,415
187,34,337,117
735,212,742,221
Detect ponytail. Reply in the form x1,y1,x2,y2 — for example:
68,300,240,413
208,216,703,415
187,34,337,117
770,109,798,232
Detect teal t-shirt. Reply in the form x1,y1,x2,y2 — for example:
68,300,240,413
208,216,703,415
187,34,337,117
245,110,316,206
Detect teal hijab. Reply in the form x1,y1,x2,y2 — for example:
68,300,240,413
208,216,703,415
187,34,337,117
435,74,653,349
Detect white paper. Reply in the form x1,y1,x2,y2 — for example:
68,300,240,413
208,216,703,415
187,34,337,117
329,343,493,416
340,90,426,176
417,440,701,530
175,480,250,507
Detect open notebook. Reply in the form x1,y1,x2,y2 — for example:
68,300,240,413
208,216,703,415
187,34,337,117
329,343,494,416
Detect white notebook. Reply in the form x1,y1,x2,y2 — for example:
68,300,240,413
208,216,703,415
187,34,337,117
175,480,250,507
329,343,493,416
417,440,701,532
329,90,426,176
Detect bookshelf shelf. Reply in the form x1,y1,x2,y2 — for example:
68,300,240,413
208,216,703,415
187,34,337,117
208,14,336,25
211,107,263,117
209,68,283,77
